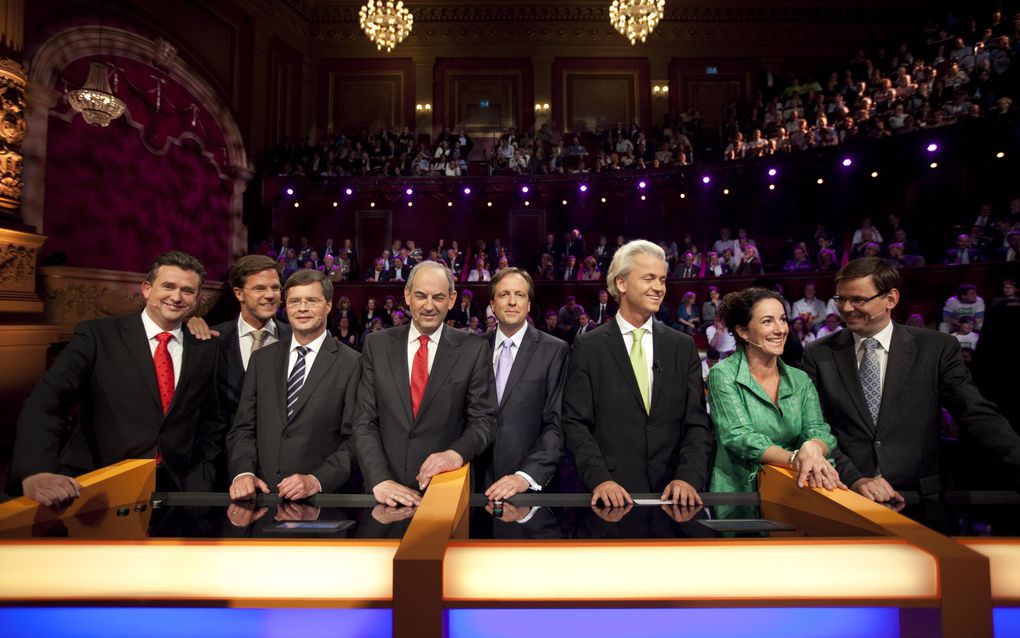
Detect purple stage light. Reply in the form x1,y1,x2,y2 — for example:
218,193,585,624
344,188,353,196
463,187,471,195
768,168,777,177
579,184,588,192
926,143,938,152
638,181,647,189
521,185,529,194
702,176,711,184
406,188,413,196
286,188,294,196
841,158,853,167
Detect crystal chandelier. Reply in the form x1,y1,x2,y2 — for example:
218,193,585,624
609,0,666,45
359,1,414,53
67,62,126,127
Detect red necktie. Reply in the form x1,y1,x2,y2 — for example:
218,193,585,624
154,332,175,415
410,334,430,418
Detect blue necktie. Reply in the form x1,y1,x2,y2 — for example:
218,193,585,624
287,346,309,420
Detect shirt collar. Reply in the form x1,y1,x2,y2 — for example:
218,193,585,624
289,329,329,354
238,315,277,338
852,319,895,353
409,321,443,346
494,323,528,351
615,312,654,335
140,310,183,344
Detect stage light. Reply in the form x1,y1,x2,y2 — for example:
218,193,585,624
370,202,376,207
640,195,646,201
332,201,338,207
407,202,413,207
930,162,938,169
871,171,879,178
579,184,588,192
487,202,493,207
601,197,607,203
521,185,529,194
286,188,294,196
723,188,730,195
463,187,471,195
561,199,568,205
680,193,686,199
702,176,711,184
293,202,299,208
406,188,413,196
345,188,353,196
524,201,530,206
768,184,776,191
768,168,777,177
638,181,647,189
926,143,938,152
997,151,1006,159
841,158,852,167
817,178,824,185
447,201,453,207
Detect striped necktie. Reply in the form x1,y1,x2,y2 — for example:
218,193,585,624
287,346,309,420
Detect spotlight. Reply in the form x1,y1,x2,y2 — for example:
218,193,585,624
293,202,299,208
561,199,568,205
345,188,353,196
286,188,294,196
638,181,647,189
680,193,686,199
702,176,711,184
723,188,730,195
926,143,938,153
447,201,453,207
407,202,413,207
871,171,879,178
996,151,1006,159
406,188,413,196
601,197,607,203
841,158,852,167
524,201,530,206
332,201,338,207
579,184,588,192
463,187,471,195
768,184,776,191
768,168,777,177
487,202,493,207
640,195,646,201
930,162,938,169
521,185,529,194
370,202,376,207
817,178,824,185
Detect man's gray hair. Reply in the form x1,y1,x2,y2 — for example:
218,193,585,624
406,260,456,294
606,239,666,301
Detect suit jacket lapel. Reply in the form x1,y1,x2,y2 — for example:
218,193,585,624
415,327,462,424
166,331,200,417
604,320,646,412
877,323,916,434
499,327,538,408
121,315,162,413
275,338,292,425
832,329,875,429
288,336,338,422
224,323,244,380
387,325,414,425
648,322,669,414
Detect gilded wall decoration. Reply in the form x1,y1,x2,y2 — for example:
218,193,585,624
0,242,34,291
0,57,26,211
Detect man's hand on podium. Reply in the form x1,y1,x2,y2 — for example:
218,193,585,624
22,473,81,507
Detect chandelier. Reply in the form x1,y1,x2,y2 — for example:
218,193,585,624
359,1,414,53
609,0,666,45
67,62,126,127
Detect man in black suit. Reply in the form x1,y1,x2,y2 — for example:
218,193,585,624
588,289,617,325
354,261,497,507
803,258,1020,503
562,240,713,508
480,268,568,501
11,252,223,505
208,255,293,431
227,269,361,501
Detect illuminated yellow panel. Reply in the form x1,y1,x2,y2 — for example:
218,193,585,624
958,541,1020,600
0,542,396,601
445,542,936,600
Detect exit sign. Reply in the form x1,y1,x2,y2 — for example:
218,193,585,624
480,100,490,108
705,66,719,75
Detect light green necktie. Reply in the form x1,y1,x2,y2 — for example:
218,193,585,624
630,327,650,414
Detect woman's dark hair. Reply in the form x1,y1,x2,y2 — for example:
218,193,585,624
717,287,785,346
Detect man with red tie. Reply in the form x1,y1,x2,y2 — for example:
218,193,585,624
354,261,497,507
11,252,223,505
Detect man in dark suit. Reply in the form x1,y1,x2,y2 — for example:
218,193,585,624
562,240,713,508
11,252,223,505
480,268,568,501
447,289,479,328
943,233,985,265
208,255,293,431
803,257,1020,503
354,261,497,507
227,269,361,501
588,289,617,325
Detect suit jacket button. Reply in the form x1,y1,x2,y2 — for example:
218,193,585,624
875,440,882,447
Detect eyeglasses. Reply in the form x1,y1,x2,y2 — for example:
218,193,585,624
286,297,326,308
831,292,886,308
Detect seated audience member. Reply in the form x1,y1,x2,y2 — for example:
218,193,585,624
952,317,980,349
816,248,838,272
701,348,721,383
574,311,596,336
941,284,986,332
557,296,584,332
673,252,700,279
885,242,924,268
337,316,359,350
561,255,581,281
227,269,361,500
11,252,223,504
675,291,701,334
792,283,826,329
588,289,617,325
365,258,387,282
562,240,713,507
734,245,764,276
448,289,480,328
816,313,844,338
391,310,408,327
713,227,737,256
706,316,737,357
467,258,491,282
851,218,884,251
540,310,570,341
994,230,1019,261
802,258,1020,502
701,286,721,330
708,288,843,494
992,278,1019,307
581,256,602,281
943,233,984,265
535,253,556,281
905,313,926,328
480,268,569,501
782,246,814,272
704,251,729,277
791,316,816,346
353,261,497,506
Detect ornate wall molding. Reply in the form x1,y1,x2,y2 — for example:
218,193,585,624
41,266,223,329
0,226,44,313
0,57,27,216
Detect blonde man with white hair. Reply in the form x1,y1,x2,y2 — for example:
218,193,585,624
562,240,713,510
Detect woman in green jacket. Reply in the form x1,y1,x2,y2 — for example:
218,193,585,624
707,288,846,495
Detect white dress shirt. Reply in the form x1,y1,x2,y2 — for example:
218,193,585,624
615,313,655,390
141,310,182,387
852,319,895,395
237,316,280,370
492,324,541,491
287,329,330,379
407,322,442,376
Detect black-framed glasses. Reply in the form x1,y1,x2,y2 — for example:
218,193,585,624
831,292,886,308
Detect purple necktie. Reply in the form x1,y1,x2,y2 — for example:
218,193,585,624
495,339,514,403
